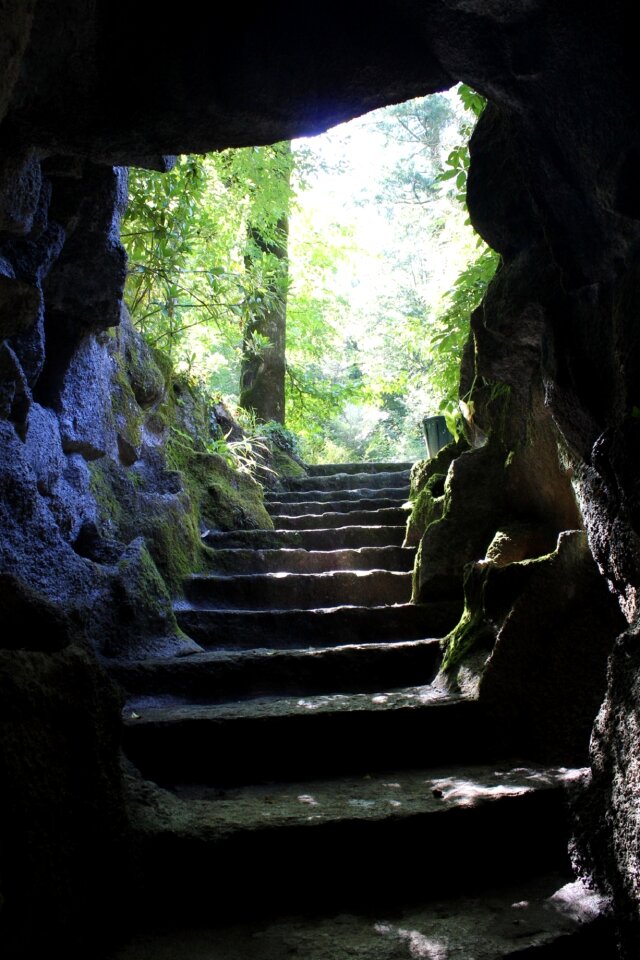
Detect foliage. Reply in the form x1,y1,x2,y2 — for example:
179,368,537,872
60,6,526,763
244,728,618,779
122,85,498,468
254,419,303,459
123,143,355,440
170,420,276,481
429,247,500,435
290,84,499,462
372,95,457,206
123,144,295,381
429,85,500,436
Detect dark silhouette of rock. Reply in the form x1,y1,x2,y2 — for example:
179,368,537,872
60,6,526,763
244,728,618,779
2,2,640,956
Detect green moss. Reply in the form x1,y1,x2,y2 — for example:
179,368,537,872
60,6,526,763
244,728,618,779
113,538,194,650
88,460,126,529
168,438,273,533
268,445,307,479
139,498,203,595
440,561,495,672
405,486,445,547
117,540,172,617
89,458,204,596
109,347,146,457
441,609,477,671
90,322,281,603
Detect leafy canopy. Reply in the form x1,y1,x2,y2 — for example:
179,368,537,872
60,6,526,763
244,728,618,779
121,84,498,462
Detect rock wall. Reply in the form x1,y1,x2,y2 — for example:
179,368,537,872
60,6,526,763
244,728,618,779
3,1,640,956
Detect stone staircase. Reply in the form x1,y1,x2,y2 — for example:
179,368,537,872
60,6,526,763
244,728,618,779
111,461,614,959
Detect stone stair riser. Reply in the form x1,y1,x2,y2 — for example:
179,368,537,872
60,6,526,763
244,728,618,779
204,526,408,550
132,790,572,921
274,507,408,530
183,570,412,609
286,470,411,492
266,497,406,516
124,698,487,786
175,601,461,649
305,461,414,476
111,639,442,703
266,485,409,504
204,546,416,575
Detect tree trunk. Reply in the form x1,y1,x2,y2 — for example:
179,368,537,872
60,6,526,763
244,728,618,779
239,144,291,424
239,216,288,423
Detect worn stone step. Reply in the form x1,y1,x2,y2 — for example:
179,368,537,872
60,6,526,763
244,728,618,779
111,638,442,703
205,545,416,575
266,496,406,516
287,470,411,492
274,507,408,530
123,688,494,786
113,869,612,958
176,600,460,649
204,525,408,551
305,460,414,476
183,569,412,609
128,768,581,917
266,484,410,505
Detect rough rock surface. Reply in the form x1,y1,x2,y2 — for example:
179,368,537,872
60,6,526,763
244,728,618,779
574,622,640,958
476,531,626,764
2,2,640,957
110,876,609,960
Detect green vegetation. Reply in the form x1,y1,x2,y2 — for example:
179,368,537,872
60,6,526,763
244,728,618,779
121,85,498,463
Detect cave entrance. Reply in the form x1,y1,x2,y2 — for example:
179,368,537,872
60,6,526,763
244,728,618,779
122,87,495,466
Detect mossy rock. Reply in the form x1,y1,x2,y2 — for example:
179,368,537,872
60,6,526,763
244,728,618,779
405,485,445,548
107,538,201,659
268,444,307,481
88,458,204,595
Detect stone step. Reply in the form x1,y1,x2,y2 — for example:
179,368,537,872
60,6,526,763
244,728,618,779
204,545,416,575
183,569,412,609
266,484,410,505
176,600,460,649
274,507,408,530
114,869,612,957
204,525,408,551
111,638,442,703
122,688,491,786
305,460,414,476
286,470,411,492
266,496,407,516
125,763,582,920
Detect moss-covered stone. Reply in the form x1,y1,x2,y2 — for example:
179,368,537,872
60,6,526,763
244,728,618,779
106,537,201,659
440,528,561,674
88,457,127,531
404,440,467,548
86,317,276,604
440,561,496,672
166,439,273,534
268,443,307,480
478,531,626,764
405,485,445,549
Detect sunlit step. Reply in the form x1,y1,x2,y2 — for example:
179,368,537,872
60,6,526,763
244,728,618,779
265,484,409,504
286,470,411,492
266,496,407,516
203,525,408,551
204,545,415,575
305,460,414,476
274,507,408,530
183,569,412,609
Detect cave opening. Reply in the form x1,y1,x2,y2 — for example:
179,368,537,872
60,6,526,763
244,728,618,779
121,85,494,468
